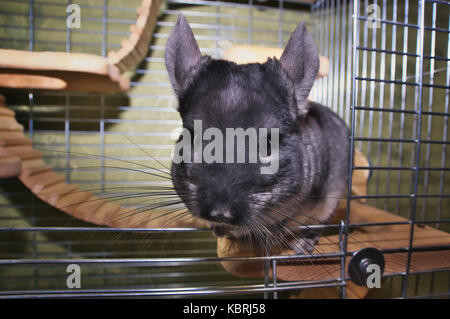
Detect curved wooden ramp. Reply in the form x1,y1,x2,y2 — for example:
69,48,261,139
0,94,206,229
108,0,164,73
0,50,129,93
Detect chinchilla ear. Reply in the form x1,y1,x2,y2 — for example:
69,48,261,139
165,14,202,96
280,22,319,115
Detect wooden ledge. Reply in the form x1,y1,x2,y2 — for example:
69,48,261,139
0,49,129,93
222,45,330,79
0,0,164,93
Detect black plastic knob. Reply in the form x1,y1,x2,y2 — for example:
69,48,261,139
348,247,385,286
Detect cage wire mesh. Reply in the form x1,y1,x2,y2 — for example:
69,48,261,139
0,0,448,298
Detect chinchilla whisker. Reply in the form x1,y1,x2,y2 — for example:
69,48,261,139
159,210,192,228
123,198,187,215
53,193,148,211
137,210,193,255
130,208,192,234
58,184,196,208
66,206,188,257
98,192,184,200
56,192,183,211
102,197,188,219
261,202,371,253
252,198,360,249
252,211,293,255
107,200,187,224
255,212,341,282
119,133,199,186
117,206,185,225
256,211,302,249
253,214,320,273
268,198,370,245
263,205,342,249
258,209,331,255
59,165,173,181
35,146,173,177
249,200,339,247
244,224,266,255
242,217,259,250
120,133,173,174
96,210,191,257
251,218,287,253
52,189,197,213
247,216,267,250
65,185,179,193
282,196,381,247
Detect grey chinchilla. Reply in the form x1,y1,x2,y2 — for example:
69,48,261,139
165,15,350,255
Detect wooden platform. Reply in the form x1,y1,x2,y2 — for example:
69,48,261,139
0,0,162,93
222,45,330,79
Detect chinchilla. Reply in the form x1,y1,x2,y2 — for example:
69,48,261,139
165,15,350,255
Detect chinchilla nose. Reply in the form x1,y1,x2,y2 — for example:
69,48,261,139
208,207,233,224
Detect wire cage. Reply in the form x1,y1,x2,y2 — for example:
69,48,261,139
0,0,449,299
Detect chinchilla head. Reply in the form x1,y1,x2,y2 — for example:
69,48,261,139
165,15,320,240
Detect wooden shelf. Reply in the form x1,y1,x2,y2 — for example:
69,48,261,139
0,0,163,93
0,49,129,93
222,45,330,79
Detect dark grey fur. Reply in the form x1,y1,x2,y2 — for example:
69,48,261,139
165,15,350,254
